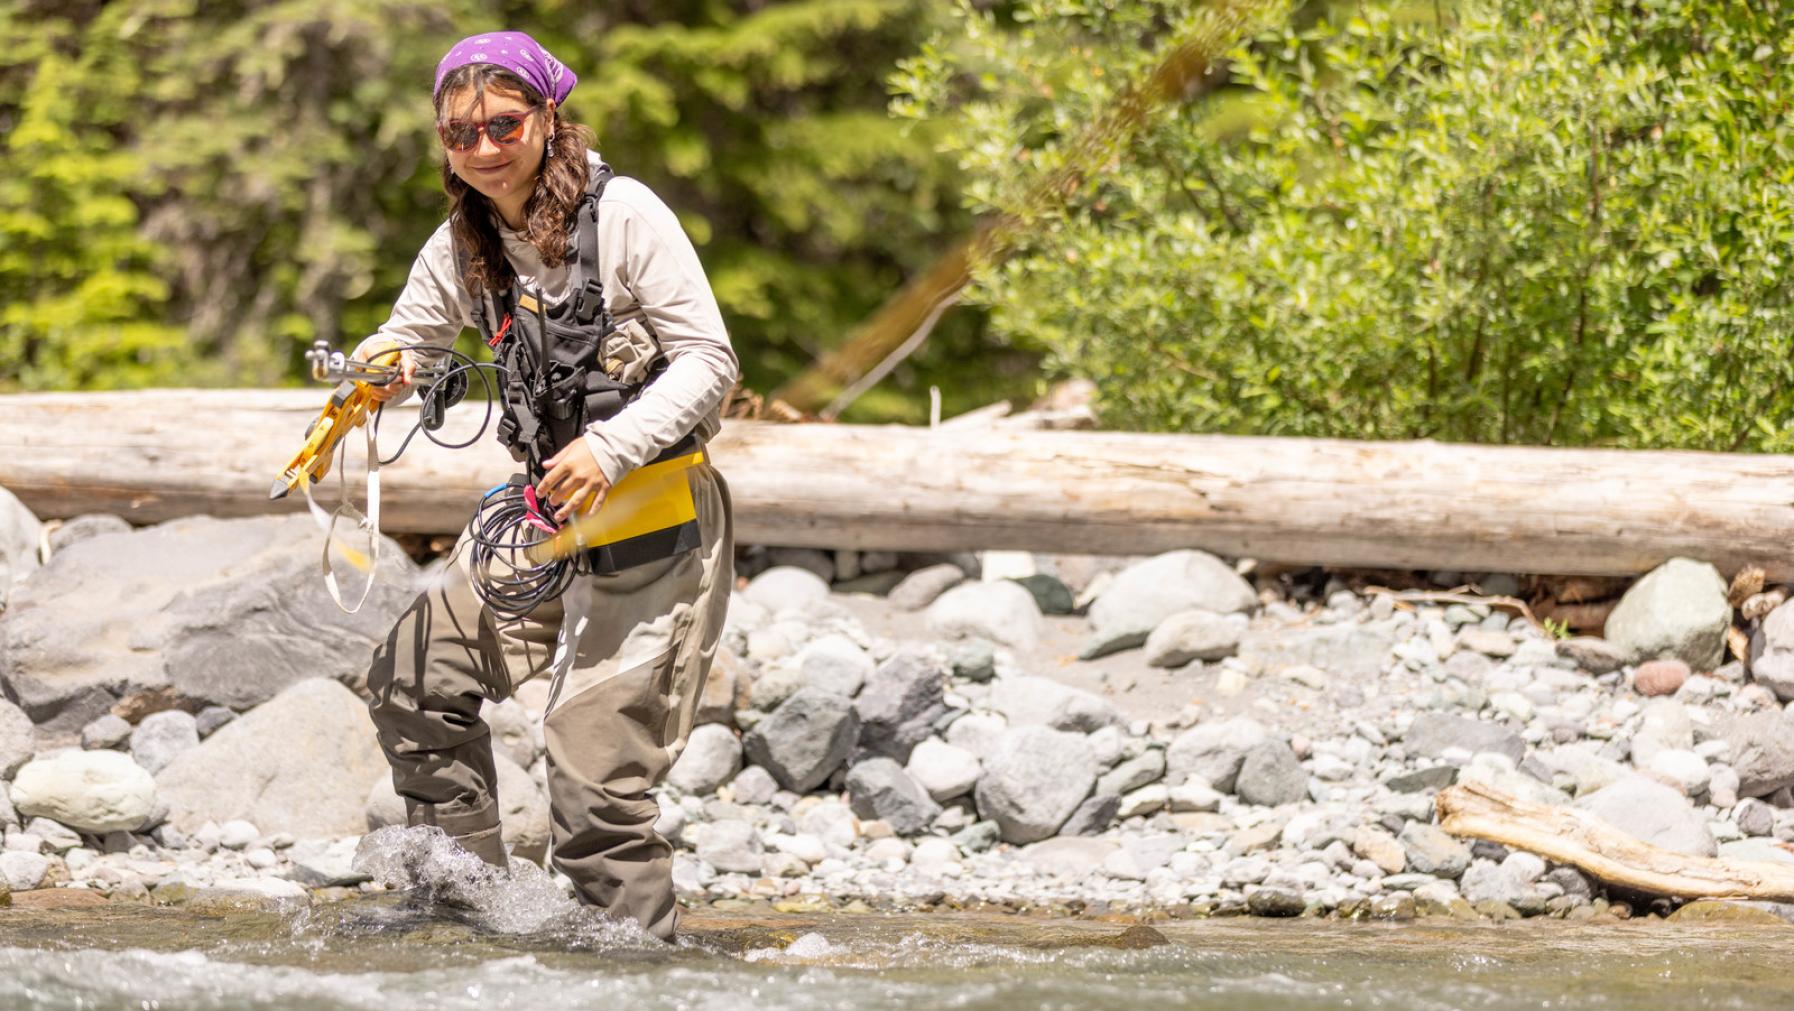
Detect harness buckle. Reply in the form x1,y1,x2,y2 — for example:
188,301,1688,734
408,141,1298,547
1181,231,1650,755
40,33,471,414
570,281,606,324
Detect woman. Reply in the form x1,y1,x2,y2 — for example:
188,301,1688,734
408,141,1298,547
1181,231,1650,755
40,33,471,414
357,31,736,942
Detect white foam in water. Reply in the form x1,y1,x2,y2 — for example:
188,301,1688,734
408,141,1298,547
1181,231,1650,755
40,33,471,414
745,931,834,963
350,825,650,944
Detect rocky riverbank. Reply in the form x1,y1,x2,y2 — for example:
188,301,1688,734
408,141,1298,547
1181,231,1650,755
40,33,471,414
3,485,1794,926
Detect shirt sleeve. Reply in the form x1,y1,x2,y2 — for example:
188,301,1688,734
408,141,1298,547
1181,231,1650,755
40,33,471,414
580,180,739,485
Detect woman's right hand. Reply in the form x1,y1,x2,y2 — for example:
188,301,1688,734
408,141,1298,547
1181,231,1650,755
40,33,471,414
356,341,418,403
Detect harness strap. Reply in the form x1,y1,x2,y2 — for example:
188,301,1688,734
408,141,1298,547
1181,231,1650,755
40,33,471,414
300,420,381,613
569,164,614,325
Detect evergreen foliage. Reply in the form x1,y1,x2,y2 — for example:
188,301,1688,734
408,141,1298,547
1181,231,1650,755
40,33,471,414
900,0,1794,449
0,1,1011,418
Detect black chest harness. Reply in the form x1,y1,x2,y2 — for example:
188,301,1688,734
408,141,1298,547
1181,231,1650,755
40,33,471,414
460,163,702,612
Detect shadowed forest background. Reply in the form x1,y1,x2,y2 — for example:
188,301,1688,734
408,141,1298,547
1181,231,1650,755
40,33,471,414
3,0,1792,445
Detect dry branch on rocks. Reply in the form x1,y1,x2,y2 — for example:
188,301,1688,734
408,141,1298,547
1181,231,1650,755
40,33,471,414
1438,781,1794,902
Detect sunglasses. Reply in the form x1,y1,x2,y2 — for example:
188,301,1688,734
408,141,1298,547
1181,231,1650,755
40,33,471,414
437,108,539,152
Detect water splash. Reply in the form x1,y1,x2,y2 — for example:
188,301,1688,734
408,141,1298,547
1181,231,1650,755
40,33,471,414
350,825,651,945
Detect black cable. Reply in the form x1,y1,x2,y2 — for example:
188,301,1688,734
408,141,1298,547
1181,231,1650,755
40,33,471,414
466,479,578,622
361,342,582,620
370,348,506,465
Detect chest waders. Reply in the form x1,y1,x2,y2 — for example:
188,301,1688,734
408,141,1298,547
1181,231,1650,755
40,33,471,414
464,163,703,619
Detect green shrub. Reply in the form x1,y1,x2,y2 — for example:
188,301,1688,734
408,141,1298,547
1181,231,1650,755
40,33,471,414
899,0,1794,449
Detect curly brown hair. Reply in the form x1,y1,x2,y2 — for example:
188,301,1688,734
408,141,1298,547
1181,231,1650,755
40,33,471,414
435,64,595,297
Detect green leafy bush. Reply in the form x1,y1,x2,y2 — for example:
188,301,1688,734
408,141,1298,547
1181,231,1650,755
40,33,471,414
900,0,1794,449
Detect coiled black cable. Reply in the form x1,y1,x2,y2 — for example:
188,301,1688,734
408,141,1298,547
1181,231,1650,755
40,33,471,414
366,346,578,620
466,478,580,622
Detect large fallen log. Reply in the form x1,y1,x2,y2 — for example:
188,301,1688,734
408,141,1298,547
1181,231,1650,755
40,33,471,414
1,390,1791,579
1438,781,1794,901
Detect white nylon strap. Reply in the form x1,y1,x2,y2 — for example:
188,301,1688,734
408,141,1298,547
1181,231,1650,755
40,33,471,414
301,419,381,614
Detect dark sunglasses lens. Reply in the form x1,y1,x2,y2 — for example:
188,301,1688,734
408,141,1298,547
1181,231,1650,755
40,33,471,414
440,121,480,151
487,115,527,144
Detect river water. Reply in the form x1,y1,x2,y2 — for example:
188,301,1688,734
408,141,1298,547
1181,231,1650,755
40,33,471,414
3,897,1790,1010
0,830,1787,1010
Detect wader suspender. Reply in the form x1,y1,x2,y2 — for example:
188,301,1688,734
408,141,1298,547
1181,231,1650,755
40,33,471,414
465,163,703,577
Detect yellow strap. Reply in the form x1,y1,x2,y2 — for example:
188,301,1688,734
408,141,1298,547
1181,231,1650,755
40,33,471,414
526,450,705,564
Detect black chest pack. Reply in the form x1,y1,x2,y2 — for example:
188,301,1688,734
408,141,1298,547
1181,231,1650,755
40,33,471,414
457,163,703,616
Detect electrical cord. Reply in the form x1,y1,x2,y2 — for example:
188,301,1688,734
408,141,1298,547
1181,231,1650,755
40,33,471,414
467,477,581,622
364,346,579,620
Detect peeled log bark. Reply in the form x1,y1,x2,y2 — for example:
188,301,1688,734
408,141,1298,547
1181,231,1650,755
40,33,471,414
1438,781,1794,901
1,389,1792,579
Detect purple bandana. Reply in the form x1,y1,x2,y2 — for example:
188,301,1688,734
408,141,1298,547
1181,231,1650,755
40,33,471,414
433,31,577,106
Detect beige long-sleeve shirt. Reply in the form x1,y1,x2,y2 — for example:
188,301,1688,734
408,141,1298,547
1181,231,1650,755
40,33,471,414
363,151,737,486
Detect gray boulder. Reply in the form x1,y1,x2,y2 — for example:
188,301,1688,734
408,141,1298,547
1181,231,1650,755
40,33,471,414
156,678,387,837
943,712,1007,760
129,710,199,774
1603,557,1731,670
743,687,859,793
741,566,830,611
1233,740,1307,806
1750,601,1794,702
0,486,42,607
9,749,157,832
1009,574,1074,616
1460,854,1544,907
1083,550,1257,657
696,820,763,874
194,706,236,739
1751,653,1794,704
1630,698,1694,769
0,851,48,892
1096,749,1166,798
1557,637,1629,675
846,758,941,836
1398,822,1471,879
1575,775,1716,856
853,651,946,764
925,580,1043,651
1022,835,1117,876
1058,794,1120,836
1239,621,1399,680
887,564,966,612
0,699,33,778
667,724,741,795
1403,713,1525,765
1719,711,1794,799
45,514,131,553
1165,717,1268,793
285,837,371,887
973,726,1097,844
987,675,1122,733
904,738,981,802
0,514,419,736
730,765,779,806
792,634,874,697
1144,610,1245,667
79,714,131,751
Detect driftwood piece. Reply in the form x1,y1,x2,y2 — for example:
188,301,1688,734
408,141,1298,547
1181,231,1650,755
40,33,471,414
1,390,1793,580
1437,781,1794,901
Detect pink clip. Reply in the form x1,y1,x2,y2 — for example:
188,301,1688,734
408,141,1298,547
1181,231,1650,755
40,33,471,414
521,485,558,535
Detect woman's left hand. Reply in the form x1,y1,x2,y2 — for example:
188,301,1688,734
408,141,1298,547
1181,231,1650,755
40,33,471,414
537,439,611,522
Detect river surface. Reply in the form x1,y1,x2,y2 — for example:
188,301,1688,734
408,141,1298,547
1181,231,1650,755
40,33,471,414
1,891,1790,1011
